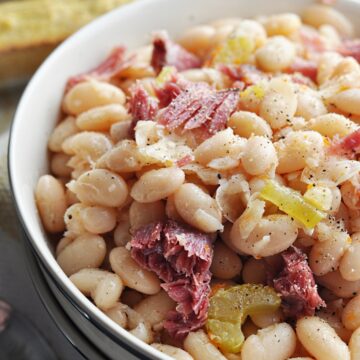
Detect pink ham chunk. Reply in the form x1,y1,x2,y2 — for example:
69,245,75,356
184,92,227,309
131,220,213,338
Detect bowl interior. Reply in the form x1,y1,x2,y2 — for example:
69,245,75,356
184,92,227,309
9,0,360,358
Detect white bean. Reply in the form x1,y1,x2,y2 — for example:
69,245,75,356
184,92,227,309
261,13,301,36
341,181,360,211
302,4,354,37
105,302,154,343
340,236,360,281
166,194,183,222
317,270,360,298
320,24,342,49
317,52,343,85
242,136,278,176
255,36,296,72
231,198,265,244
113,214,131,246
233,20,267,48
178,25,216,57
35,175,67,233
296,316,350,360
259,78,297,130
231,214,298,257
174,183,223,233
110,120,132,143
92,272,123,311
129,321,154,344
228,111,272,139
220,222,246,255
56,237,73,256
134,290,175,327
50,153,72,177
317,302,352,343
194,128,246,166
109,247,161,295
275,131,325,174
296,91,327,121
57,233,106,276
328,186,342,215
342,293,360,331
210,241,242,280
332,57,360,79
184,330,227,360
129,200,166,232
309,223,350,276
131,167,185,203
105,302,128,328
331,89,360,116
181,68,230,89
63,80,126,115
100,140,143,173
48,116,78,152
250,309,283,329
76,104,130,131
80,206,117,234
70,268,123,310
349,327,360,360
215,174,250,223
307,113,357,138
62,131,112,162
64,203,86,237
67,155,91,179
241,323,296,360
68,169,128,207
151,344,194,360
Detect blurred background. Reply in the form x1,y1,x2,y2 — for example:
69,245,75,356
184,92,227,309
0,1,131,358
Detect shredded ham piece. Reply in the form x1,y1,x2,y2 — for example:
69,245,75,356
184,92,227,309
218,64,268,87
338,39,360,63
128,83,159,133
271,246,325,318
157,81,239,137
329,129,360,158
286,58,318,83
130,220,213,338
155,80,183,108
300,28,327,53
151,31,201,74
65,46,134,92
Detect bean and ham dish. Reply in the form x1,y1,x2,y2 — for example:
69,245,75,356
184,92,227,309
36,2,360,359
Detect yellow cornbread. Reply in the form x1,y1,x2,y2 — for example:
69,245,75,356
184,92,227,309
0,0,131,86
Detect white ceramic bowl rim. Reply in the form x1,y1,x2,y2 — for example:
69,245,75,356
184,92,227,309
8,0,360,359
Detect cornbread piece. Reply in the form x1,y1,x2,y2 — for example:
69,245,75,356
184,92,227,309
0,0,131,87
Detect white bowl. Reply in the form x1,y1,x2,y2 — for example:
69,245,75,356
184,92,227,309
8,0,360,358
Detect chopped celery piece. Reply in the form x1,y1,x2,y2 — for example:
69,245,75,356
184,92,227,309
259,180,326,229
212,36,255,65
206,284,281,353
240,84,265,100
155,65,176,85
